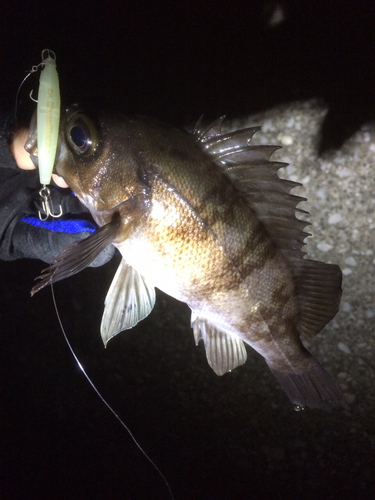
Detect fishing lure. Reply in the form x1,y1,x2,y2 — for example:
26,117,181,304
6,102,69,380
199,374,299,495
22,50,62,220
37,49,61,186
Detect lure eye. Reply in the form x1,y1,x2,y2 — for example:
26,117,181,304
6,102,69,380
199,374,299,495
66,113,99,156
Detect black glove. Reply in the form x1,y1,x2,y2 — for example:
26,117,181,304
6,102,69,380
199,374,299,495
2,185,115,266
0,111,114,266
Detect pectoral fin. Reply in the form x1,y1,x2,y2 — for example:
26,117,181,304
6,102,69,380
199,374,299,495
101,259,156,346
31,213,121,295
191,313,247,375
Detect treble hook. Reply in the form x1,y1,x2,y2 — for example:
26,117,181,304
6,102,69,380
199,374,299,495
38,185,63,221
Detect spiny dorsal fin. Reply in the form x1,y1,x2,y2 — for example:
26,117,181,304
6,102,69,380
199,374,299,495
195,117,309,260
191,312,247,375
193,115,227,142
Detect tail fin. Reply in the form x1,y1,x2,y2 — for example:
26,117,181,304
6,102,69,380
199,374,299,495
268,355,347,410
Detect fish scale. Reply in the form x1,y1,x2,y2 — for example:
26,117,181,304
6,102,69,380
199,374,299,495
129,178,239,300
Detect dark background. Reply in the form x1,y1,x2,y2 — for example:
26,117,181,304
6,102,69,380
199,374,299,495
1,2,375,499
3,1,375,148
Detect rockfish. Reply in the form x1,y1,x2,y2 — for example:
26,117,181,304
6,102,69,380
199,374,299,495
31,105,344,410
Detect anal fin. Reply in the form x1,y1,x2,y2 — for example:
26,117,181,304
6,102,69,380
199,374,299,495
191,312,247,375
101,259,156,346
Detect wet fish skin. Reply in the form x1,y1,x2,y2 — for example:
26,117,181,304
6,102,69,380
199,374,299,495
32,107,345,410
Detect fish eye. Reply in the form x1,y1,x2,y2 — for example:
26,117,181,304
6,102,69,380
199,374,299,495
65,113,99,156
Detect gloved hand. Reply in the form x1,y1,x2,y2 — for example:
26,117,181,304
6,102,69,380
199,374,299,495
10,187,116,266
1,123,115,266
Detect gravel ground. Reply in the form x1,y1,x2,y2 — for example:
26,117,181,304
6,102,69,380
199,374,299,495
1,99,374,500
234,99,375,411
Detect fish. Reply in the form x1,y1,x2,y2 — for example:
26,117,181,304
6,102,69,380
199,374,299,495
31,105,345,410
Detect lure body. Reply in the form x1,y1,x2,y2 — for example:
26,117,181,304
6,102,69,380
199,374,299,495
36,51,60,186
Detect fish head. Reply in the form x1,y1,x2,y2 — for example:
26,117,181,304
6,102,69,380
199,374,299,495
54,105,147,211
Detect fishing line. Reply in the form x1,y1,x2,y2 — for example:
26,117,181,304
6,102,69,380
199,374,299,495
14,62,41,119
50,283,174,500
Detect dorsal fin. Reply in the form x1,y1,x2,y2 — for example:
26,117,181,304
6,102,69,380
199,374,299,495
194,118,342,338
293,259,342,339
195,117,310,260
193,115,227,142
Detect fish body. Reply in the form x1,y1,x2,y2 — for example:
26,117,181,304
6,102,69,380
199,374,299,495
32,106,344,409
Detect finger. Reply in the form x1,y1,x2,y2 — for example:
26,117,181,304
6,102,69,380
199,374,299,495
52,173,69,188
10,129,36,170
